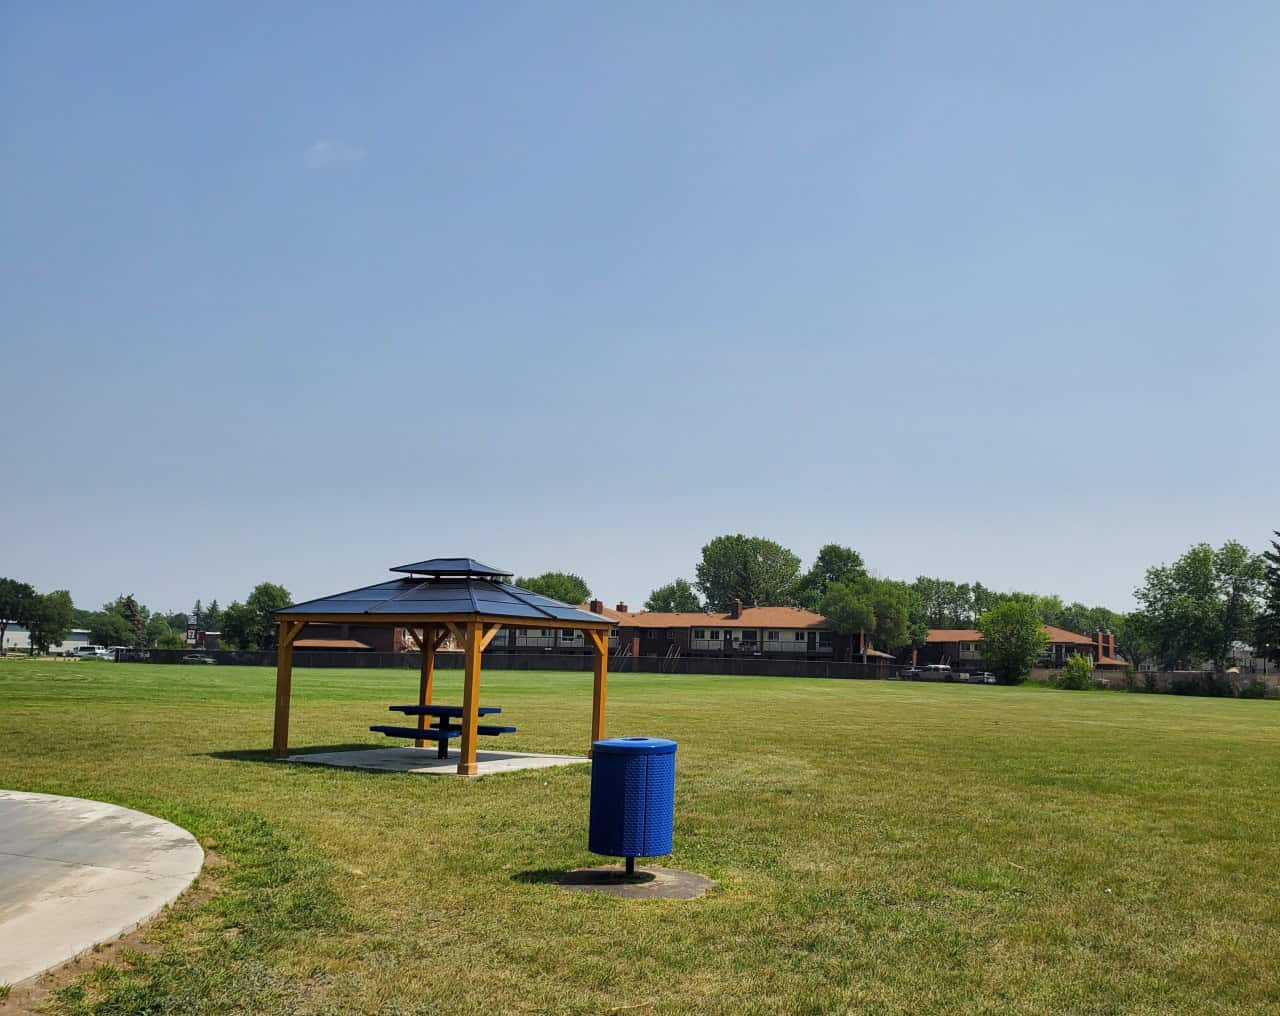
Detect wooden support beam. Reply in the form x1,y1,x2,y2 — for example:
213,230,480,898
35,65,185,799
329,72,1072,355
590,629,608,755
404,626,423,650
416,625,437,748
272,620,298,758
445,622,469,650
458,620,483,776
478,623,503,652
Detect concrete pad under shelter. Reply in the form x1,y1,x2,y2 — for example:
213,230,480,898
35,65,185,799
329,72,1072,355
0,790,204,986
286,746,588,776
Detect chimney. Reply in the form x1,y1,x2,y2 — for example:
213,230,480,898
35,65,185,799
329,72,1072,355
1095,628,1105,660
615,602,628,613
731,599,743,620
1107,630,1116,659
589,599,603,615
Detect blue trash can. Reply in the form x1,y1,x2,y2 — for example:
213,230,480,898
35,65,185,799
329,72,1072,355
589,737,676,872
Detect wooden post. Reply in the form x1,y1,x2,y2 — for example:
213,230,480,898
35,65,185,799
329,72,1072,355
272,620,302,758
457,620,482,776
416,625,436,748
589,629,608,755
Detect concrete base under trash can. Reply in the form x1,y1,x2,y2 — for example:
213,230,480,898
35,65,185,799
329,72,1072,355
556,864,714,900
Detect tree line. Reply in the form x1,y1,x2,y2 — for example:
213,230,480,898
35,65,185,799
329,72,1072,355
542,530,1280,675
0,578,293,653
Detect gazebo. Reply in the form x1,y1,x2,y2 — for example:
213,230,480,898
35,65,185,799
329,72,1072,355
271,558,614,775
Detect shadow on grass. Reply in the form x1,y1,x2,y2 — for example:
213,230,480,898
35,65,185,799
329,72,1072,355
201,744,381,764
511,869,570,885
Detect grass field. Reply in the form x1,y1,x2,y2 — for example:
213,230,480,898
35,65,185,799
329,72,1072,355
1,659,1278,1015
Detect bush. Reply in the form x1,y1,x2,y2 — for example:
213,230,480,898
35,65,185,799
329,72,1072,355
1122,667,1137,692
1055,654,1095,690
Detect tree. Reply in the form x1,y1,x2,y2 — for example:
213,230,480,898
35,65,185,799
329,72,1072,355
220,582,292,650
819,577,914,659
144,614,178,648
0,577,37,650
118,594,147,647
1132,541,1266,671
516,572,591,605
1055,653,1095,690
1254,531,1280,668
203,599,224,632
87,609,134,647
694,535,802,611
794,544,866,611
978,601,1049,685
644,579,702,613
155,629,186,649
27,590,74,654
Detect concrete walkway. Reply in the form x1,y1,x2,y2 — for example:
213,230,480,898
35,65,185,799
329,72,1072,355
0,790,204,986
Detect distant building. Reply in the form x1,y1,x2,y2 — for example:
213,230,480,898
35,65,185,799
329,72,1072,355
921,626,1124,669
1,626,92,655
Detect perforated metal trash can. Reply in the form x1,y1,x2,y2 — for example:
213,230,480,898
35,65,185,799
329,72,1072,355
588,737,677,863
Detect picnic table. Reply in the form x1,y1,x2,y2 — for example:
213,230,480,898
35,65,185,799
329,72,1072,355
370,704,516,759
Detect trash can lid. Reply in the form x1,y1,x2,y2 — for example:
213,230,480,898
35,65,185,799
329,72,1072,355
592,736,677,756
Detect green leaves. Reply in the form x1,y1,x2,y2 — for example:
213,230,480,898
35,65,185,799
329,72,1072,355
694,534,802,611
644,579,702,612
977,601,1049,684
515,572,591,605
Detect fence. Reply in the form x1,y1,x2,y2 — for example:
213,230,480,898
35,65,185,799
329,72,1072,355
127,647,902,680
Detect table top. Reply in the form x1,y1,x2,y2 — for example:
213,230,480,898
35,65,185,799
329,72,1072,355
389,704,501,717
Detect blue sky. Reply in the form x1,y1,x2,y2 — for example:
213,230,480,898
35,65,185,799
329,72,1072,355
2,2,1277,614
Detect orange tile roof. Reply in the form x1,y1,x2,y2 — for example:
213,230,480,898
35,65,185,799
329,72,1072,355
927,625,1095,645
588,604,830,630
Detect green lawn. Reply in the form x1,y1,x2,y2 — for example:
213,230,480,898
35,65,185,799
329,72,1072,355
2,659,1278,1015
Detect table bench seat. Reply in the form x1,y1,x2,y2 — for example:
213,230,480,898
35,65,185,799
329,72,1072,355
389,705,501,718
370,724,460,741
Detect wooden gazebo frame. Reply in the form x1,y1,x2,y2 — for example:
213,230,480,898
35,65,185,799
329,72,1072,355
270,559,613,776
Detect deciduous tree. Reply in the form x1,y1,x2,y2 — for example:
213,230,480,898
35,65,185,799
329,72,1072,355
694,535,801,611
220,582,293,650
978,601,1049,685
1132,541,1265,671
28,590,74,654
0,577,37,650
516,572,592,605
644,579,702,613
794,544,866,611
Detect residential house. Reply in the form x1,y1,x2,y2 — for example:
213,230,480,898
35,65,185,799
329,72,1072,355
921,626,1125,669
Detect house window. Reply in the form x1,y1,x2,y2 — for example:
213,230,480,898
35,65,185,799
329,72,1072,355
740,630,757,642
693,629,705,640
794,631,806,641
766,630,780,642
561,630,574,639
818,632,832,646
667,629,676,641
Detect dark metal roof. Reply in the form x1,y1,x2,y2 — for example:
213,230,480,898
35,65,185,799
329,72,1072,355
275,564,611,626
389,557,510,577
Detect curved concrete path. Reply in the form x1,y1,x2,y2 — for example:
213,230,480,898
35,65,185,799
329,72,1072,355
0,790,204,986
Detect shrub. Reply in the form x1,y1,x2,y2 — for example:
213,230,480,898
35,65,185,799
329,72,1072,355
1055,654,1095,690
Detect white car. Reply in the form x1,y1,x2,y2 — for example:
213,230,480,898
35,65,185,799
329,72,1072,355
75,646,113,660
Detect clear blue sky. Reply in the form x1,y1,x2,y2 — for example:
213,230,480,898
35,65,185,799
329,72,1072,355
3,2,1277,615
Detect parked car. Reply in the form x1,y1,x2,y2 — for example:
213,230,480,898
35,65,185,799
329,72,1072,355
75,646,113,660
899,666,922,678
182,653,218,665
970,671,997,684
922,663,952,674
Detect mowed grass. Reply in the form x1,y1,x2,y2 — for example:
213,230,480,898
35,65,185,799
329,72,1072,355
1,660,1278,1015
